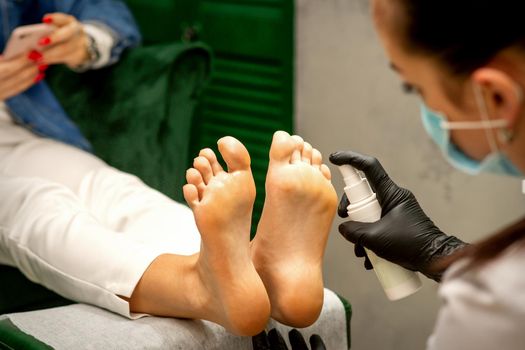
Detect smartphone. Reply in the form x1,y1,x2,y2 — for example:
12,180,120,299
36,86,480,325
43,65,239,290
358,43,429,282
3,23,54,59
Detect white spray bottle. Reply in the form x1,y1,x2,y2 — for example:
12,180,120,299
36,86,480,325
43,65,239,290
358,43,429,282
338,165,422,300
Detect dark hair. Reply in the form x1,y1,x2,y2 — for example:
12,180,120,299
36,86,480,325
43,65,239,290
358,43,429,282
395,0,525,75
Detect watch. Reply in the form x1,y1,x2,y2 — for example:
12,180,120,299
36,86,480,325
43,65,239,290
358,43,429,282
84,34,101,65
74,33,100,70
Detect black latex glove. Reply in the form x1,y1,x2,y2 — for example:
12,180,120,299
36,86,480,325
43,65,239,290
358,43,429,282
329,151,467,281
252,329,326,350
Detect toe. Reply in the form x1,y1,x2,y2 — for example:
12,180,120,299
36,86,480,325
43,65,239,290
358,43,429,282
301,142,313,165
186,168,205,199
193,156,214,184
290,135,304,164
183,184,199,208
312,149,323,170
320,164,332,180
269,130,297,163
291,149,302,163
217,136,251,172
199,148,224,175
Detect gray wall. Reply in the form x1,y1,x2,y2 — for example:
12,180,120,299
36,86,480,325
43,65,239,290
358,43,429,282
295,1,524,349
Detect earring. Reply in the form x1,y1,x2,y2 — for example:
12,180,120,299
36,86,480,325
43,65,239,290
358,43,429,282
498,128,515,144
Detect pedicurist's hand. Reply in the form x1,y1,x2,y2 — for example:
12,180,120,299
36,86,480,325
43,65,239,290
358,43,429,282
329,151,467,281
252,329,326,350
38,13,90,69
0,54,42,100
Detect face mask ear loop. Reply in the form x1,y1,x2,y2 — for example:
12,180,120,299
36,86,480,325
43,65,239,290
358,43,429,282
473,83,500,153
502,84,525,143
498,84,524,144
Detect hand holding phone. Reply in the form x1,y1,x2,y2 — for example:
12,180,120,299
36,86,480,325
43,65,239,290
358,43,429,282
3,23,55,59
37,13,91,68
0,55,42,101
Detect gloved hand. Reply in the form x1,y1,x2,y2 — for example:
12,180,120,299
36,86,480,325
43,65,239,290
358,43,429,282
252,328,326,350
329,151,467,281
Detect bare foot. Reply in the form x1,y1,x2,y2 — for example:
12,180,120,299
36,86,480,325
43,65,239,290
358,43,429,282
182,136,270,335
251,131,337,327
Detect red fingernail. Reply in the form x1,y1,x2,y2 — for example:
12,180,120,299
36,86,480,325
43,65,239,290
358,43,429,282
38,64,49,71
28,50,42,61
34,73,45,83
43,16,53,24
38,37,51,46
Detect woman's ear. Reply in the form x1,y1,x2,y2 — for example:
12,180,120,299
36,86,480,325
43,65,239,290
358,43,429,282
472,68,523,127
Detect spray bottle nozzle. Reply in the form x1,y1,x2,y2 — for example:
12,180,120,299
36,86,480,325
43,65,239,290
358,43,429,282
338,165,374,204
339,165,362,184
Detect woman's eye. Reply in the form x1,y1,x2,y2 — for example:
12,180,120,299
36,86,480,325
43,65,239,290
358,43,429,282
402,82,416,94
401,82,423,96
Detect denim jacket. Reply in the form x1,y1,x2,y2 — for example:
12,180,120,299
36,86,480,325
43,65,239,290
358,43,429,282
0,0,141,151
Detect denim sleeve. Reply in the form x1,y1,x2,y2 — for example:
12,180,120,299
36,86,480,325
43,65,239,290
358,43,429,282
39,0,142,64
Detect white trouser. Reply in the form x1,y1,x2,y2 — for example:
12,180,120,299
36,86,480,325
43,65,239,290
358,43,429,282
0,105,200,318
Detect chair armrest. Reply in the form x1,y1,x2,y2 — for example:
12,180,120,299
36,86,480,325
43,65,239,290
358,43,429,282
1,289,351,349
0,318,52,350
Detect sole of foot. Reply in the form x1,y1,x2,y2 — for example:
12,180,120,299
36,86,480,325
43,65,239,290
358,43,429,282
251,131,337,327
183,136,271,335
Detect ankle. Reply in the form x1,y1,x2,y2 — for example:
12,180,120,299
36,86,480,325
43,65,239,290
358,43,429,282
186,255,216,317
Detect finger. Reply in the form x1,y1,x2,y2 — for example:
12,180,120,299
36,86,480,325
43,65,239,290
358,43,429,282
309,334,327,350
364,256,374,270
40,42,82,66
288,329,308,350
0,54,35,80
354,244,366,258
338,220,374,245
337,193,350,218
354,243,374,270
42,13,75,27
0,65,40,100
252,330,271,350
329,150,396,200
339,220,387,258
329,151,385,184
268,329,288,350
40,21,82,47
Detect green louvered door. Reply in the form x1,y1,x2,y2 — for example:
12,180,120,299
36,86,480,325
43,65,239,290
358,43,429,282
192,0,294,235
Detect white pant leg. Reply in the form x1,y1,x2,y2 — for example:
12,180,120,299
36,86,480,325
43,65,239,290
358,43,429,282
0,117,201,255
0,175,167,317
77,167,201,255
0,111,201,316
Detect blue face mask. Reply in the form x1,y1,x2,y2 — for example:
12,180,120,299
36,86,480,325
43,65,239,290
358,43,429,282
420,86,522,177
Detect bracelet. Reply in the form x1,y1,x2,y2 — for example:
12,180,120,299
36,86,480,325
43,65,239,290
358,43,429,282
74,33,100,71
84,33,101,66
